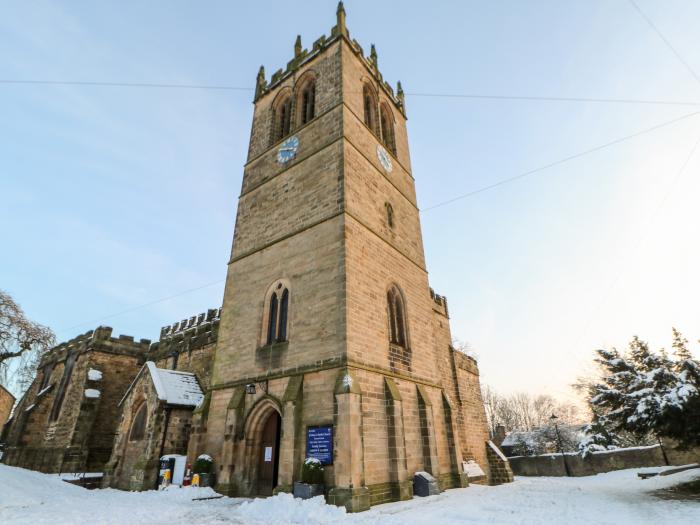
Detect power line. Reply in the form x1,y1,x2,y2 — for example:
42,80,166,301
575,130,700,356
404,92,700,107
0,79,251,91
1,78,699,107
53,111,700,338
628,0,700,87
57,278,225,335
421,110,700,212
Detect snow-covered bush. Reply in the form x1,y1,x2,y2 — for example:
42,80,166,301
194,454,213,474
300,457,324,485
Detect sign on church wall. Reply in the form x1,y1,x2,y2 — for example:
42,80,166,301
306,425,333,465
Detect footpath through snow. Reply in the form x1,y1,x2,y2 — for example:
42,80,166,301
0,463,698,524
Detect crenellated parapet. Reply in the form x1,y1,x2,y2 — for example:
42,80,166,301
39,327,150,367
253,2,406,116
429,287,449,318
148,307,221,359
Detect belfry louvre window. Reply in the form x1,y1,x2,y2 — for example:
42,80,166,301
265,283,290,345
129,403,147,441
273,96,292,142
363,85,377,133
300,80,316,125
387,286,408,348
380,105,396,156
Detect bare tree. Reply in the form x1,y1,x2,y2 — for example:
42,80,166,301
452,338,478,359
482,385,584,435
0,290,55,394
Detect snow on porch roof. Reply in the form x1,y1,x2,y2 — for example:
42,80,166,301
146,362,204,407
119,361,204,408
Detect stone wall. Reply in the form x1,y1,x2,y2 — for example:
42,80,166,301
149,308,219,390
0,384,15,428
1,327,149,473
509,444,700,477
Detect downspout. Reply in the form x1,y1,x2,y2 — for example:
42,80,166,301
155,406,172,489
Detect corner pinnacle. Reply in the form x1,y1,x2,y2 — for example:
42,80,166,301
397,81,406,114
336,1,347,36
254,65,266,101
294,35,302,57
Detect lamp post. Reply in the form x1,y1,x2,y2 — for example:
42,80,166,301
550,414,571,477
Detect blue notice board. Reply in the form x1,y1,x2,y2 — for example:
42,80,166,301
306,426,333,465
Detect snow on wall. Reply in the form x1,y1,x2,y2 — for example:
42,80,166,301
488,440,509,462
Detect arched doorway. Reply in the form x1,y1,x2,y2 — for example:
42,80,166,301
257,410,281,495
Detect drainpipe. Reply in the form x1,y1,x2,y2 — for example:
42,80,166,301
155,406,172,489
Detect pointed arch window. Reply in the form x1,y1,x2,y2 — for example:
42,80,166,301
264,282,290,345
129,402,147,442
385,202,394,228
299,80,316,125
380,105,396,156
387,285,408,348
272,95,292,143
363,84,377,134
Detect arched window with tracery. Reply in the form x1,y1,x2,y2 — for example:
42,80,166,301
387,285,408,348
264,281,290,345
272,93,292,144
298,77,316,125
380,105,396,156
129,402,147,442
363,84,377,134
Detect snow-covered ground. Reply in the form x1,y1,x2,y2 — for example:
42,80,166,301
1,464,698,525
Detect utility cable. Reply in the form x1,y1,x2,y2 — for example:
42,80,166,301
421,110,700,212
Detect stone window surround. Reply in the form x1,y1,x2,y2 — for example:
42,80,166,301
268,69,320,147
260,278,292,347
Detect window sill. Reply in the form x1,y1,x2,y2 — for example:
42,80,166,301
257,341,289,353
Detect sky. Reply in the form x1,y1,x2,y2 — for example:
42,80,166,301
1,1,699,401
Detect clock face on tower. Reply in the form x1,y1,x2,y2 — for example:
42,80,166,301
376,144,393,172
277,135,299,164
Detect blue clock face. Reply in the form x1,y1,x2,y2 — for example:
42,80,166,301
277,135,299,164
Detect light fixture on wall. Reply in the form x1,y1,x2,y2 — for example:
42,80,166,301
245,380,268,395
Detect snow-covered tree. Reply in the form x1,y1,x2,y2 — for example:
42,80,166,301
578,413,620,456
583,330,700,451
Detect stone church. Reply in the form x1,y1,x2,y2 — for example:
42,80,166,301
187,3,511,512
1,3,511,512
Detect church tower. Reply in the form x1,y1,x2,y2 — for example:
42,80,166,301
192,3,512,511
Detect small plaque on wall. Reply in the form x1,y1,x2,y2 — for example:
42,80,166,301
306,425,333,465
